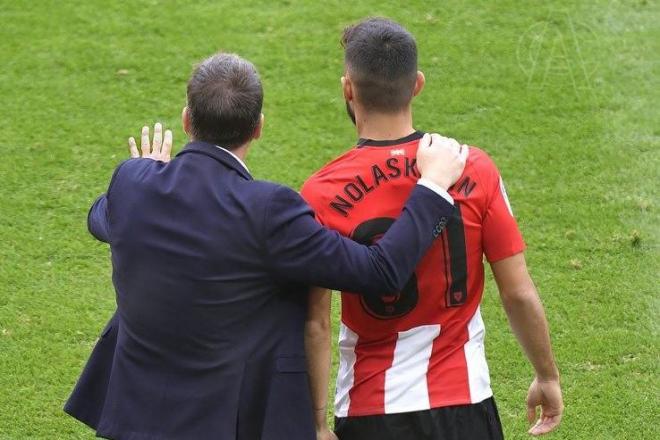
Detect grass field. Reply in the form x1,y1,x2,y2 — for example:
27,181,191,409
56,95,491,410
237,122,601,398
0,0,658,438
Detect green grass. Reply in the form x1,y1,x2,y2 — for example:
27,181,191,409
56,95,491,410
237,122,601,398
0,0,658,438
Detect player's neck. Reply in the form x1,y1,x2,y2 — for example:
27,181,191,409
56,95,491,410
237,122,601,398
356,110,415,141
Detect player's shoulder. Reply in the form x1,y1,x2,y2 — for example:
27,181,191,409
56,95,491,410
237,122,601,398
464,145,501,183
301,148,362,197
465,145,495,168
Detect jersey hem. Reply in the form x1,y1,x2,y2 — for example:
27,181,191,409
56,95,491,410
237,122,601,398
337,392,495,418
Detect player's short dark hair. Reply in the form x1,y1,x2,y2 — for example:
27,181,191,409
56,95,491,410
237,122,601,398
342,18,418,113
187,53,263,148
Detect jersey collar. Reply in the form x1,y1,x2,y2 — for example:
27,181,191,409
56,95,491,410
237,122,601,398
356,130,424,148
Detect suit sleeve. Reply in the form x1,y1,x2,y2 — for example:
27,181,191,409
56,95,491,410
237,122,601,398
263,184,453,296
87,194,110,243
86,159,135,244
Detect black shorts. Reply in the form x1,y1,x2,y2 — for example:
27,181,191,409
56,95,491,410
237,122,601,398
334,397,504,440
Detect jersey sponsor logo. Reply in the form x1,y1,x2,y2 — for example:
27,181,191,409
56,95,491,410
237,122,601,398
329,157,420,217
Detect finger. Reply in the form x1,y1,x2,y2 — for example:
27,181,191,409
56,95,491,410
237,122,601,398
527,404,537,424
545,414,562,432
161,130,173,162
152,122,163,154
141,126,150,155
444,137,461,155
430,133,442,148
528,418,543,436
128,137,139,158
435,135,459,155
419,133,431,148
530,415,561,435
459,144,469,162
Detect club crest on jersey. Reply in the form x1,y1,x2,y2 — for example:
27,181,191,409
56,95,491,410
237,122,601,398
390,149,405,156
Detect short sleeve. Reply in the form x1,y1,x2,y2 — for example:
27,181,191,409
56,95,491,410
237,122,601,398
482,170,526,263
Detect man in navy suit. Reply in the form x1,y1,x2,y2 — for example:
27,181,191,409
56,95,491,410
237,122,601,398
65,53,468,440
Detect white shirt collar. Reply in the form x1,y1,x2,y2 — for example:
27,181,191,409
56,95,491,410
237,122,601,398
215,145,250,174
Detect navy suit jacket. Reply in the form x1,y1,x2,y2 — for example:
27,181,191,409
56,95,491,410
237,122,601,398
65,141,453,440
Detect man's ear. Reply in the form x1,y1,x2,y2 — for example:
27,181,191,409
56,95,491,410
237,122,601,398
341,75,353,101
182,106,192,137
252,113,265,140
413,71,426,97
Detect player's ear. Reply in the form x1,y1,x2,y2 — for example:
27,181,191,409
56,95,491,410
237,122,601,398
182,106,193,137
252,113,264,140
342,75,353,101
413,71,425,97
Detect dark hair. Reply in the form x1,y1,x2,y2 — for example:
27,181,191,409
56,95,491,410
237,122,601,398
342,18,418,113
186,53,263,148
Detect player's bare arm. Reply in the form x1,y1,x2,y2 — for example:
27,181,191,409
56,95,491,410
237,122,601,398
305,287,337,440
491,253,564,436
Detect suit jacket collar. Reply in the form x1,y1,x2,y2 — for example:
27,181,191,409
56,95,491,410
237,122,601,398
176,141,253,181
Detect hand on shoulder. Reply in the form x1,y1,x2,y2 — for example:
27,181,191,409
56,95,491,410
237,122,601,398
416,133,468,189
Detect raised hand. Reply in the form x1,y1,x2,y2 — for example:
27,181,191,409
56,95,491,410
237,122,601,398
526,376,563,436
128,122,173,162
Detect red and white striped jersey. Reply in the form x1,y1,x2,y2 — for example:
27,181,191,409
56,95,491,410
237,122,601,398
300,131,525,417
